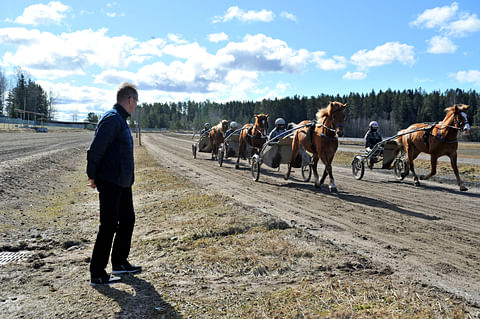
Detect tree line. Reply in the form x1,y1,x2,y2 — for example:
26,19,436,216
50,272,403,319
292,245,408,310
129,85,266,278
137,88,480,139
1,70,55,120
1,68,478,140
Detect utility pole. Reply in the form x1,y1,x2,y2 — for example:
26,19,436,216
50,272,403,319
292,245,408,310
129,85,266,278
23,94,26,126
136,107,141,146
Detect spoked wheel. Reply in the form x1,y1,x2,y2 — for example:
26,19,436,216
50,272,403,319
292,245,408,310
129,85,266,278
251,155,261,181
217,146,224,167
352,155,365,180
393,158,409,180
192,144,197,159
301,164,312,182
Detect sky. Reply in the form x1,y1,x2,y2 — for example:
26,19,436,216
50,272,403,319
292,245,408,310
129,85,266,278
1,1,480,121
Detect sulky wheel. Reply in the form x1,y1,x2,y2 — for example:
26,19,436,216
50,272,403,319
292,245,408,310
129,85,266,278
301,164,312,182
352,155,365,180
192,143,197,159
217,146,224,167
393,158,409,180
251,155,261,181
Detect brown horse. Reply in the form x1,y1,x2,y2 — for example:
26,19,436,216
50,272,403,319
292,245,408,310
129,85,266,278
209,119,229,160
235,114,269,169
285,101,347,192
396,104,470,191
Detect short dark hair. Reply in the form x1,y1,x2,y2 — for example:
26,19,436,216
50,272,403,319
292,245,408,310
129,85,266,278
116,82,138,103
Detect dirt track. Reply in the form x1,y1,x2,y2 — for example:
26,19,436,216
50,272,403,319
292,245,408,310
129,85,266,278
143,132,480,306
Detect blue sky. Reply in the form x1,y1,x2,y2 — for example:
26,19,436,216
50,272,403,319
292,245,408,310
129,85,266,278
1,1,480,121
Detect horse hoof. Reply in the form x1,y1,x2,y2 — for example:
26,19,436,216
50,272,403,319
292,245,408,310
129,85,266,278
414,181,420,187
284,175,289,180
460,186,468,192
235,164,239,169
329,186,338,193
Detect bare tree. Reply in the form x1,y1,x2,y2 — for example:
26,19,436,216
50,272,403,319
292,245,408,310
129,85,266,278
0,68,7,115
47,89,58,120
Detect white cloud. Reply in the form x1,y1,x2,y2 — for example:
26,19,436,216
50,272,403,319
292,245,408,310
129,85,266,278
167,33,187,44
350,42,415,69
163,42,208,60
14,1,69,26
217,34,310,73
410,2,458,29
427,36,457,54
454,70,480,86
446,13,480,36
0,27,161,79
411,2,480,38
213,6,274,23
37,80,114,121
343,71,367,80
106,12,117,18
311,52,347,70
280,11,297,22
256,81,291,101
208,32,229,43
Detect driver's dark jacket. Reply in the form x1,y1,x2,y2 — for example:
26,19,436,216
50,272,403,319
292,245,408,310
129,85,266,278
225,129,235,138
364,129,382,149
87,104,134,188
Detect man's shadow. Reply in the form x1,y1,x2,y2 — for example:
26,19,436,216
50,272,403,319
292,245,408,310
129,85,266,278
92,275,182,318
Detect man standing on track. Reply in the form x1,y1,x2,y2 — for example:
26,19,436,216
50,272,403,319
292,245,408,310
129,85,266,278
86,82,142,285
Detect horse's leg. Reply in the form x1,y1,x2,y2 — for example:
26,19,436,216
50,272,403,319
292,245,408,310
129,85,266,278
312,155,321,188
285,135,300,180
325,153,337,192
405,143,421,186
235,137,243,169
318,154,328,185
420,154,438,180
448,153,468,191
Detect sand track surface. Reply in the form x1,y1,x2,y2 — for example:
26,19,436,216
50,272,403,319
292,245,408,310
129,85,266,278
143,132,480,306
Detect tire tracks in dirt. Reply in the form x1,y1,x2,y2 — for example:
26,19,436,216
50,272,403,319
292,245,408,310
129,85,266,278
144,132,480,306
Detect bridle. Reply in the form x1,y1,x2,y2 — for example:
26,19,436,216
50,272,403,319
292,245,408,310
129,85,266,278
252,116,268,137
433,111,469,143
316,108,344,139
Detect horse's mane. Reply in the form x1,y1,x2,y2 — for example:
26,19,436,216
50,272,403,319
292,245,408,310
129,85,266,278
445,104,469,113
315,101,343,121
215,119,228,127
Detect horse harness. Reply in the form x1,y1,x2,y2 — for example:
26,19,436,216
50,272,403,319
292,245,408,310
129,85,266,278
306,109,343,155
421,113,468,149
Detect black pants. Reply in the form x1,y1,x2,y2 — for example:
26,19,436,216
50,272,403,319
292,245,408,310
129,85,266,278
90,180,135,276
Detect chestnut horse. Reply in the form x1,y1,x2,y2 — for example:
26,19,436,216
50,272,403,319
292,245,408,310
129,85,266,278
396,104,470,191
285,101,347,192
209,120,229,160
235,114,269,169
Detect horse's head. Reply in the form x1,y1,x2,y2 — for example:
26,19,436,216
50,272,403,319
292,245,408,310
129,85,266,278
317,101,347,137
220,119,229,133
254,114,269,136
449,104,470,132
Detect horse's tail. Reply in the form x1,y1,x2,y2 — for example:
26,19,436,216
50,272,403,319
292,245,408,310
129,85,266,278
393,129,409,158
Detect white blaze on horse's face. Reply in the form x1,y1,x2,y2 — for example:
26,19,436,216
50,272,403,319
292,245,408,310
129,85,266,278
461,112,471,131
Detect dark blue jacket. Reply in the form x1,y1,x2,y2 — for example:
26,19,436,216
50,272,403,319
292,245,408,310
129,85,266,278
87,104,134,187
364,129,383,149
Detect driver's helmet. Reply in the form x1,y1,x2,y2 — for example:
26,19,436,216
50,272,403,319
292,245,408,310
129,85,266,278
204,123,211,130
230,121,238,130
369,121,379,130
274,118,286,129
